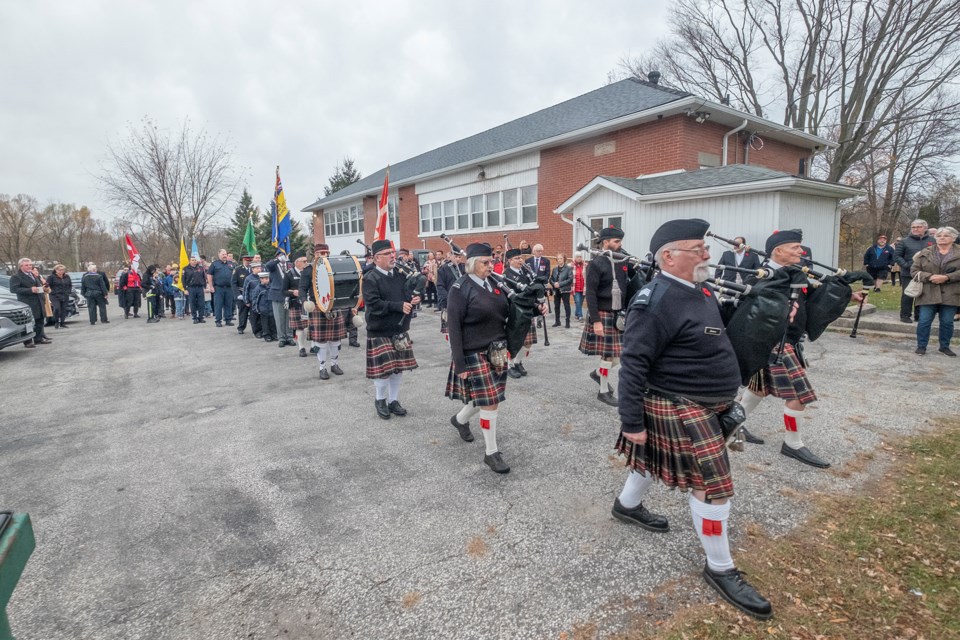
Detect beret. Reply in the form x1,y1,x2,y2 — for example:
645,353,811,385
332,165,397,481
650,218,710,255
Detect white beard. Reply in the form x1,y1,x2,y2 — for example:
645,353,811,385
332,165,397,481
693,262,711,283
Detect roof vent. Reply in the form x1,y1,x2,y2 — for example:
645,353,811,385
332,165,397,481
647,70,661,85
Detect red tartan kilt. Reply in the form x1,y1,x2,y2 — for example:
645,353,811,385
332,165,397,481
616,392,734,501
524,318,537,348
308,310,346,342
366,336,418,379
578,310,621,358
747,343,817,405
445,351,508,407
288,304,308,331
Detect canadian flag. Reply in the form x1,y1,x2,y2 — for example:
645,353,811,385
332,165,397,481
375,167,390,241
125,234,141,274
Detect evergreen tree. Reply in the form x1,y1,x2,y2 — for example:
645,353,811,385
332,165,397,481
225,188,260,256
324,158,362,196
256,202,310,258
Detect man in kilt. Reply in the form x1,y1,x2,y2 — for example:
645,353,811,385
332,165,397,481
615,218,772,620
580,226,633,406
300,244,348,380
283,251,310,357
737,230,864,468
503,248,537,378
446,243,547,474
363,239,421,420
436,251,465,347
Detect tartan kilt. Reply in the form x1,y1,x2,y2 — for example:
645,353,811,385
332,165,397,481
521,318,538,349
578,310,621,359
366,336,418,379
616,392,734,501
445,351,507,407
308,310,346,342
288,304,308,331
747,343,818,405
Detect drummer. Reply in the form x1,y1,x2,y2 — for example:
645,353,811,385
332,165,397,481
299,243,348,380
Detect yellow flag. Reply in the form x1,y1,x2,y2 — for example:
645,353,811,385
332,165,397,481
176,238,189,292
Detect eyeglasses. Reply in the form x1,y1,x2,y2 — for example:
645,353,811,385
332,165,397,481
669,245,711,257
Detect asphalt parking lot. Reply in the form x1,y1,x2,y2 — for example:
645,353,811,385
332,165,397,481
2,309,957,639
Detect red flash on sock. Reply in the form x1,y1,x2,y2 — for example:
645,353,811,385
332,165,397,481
702,519,723,536
783,414,798,432
599,368,609,377
480,418,491,430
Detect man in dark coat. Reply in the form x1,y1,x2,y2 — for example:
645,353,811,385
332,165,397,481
863,234,895,291
713,236,762,283
9,257,51,346
524,244,551,284
264,250,294,346
894,219,937,322
232,254,253,334
182,256,207,324
206,249,236,327
81,263,110,324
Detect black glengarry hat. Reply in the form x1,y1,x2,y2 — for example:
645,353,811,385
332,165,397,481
505,248,522,260
371,239,394,255
765,229,803,255
598,226,625,241
465,243,492,258
650,218,710,255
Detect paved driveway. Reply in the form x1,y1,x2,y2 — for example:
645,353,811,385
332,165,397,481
2,311,955,639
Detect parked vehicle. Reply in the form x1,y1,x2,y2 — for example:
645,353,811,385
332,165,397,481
0,297,36,351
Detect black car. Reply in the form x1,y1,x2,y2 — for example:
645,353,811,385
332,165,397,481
0,274,78,325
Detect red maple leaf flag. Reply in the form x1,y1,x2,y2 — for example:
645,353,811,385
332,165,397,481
125,234,141,274
375,167,390,241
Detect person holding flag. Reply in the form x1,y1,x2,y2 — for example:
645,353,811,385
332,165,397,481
120,234,143,319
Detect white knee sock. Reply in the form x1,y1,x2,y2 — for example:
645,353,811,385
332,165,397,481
783,406,805,449
618,470,654,508
330,340,341,364
316,343,328,368
456,402,480,424
689,494,734,572
598,360,612,393
479,409,499,455
512,350,525,366
738,389,764,416
388,373,402,402
297,330,308,350
374,378,389,400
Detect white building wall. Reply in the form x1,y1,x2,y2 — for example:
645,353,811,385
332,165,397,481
777,193,840,267
567,189,638,255
416,168,539,205
416,152,540,197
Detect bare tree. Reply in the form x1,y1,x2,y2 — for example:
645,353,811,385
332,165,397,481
618,0,960,181
0,194,43,270
98,118,240,245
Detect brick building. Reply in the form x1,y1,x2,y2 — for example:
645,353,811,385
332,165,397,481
303,76,847,260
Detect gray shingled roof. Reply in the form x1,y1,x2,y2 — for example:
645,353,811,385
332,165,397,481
603,165,797,195
303,78,689,211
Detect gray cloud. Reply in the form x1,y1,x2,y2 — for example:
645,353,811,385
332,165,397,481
0,0,669,228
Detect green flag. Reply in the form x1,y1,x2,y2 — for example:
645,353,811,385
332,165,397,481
242,216,258,256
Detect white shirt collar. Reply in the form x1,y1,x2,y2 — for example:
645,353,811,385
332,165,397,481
375,266,391,276
468,274,488,288
767,259,784,269
660,271,696,288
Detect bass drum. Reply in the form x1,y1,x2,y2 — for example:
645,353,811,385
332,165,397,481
313,254,363,314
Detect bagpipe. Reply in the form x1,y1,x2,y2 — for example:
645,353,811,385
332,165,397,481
502,233,551,346
356,238,426,303
706,232,875,382
442,234,549,354
574,241,656,312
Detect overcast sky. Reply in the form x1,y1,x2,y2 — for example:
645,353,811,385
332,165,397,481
0,1,670,229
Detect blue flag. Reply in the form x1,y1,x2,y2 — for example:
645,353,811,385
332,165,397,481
191,238,199,259
271,167,291,255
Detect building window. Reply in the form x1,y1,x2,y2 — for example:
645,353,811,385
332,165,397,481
503,189,518,226
521,185,537,224
323,202,365,237
486,192,500,227
431,202,443,232
420,204,430,233
456,198,469,230
444,199,455,231
470,195,484,229
388,195,399,233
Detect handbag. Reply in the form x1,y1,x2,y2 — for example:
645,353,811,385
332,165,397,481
904,273,923,298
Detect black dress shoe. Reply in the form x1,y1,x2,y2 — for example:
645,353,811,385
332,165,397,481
299,348,307,357
225,320,234,326
552,321,561,327
515,362,528,376
102,320,110,323
703,564,773,620
375,399,391,420
90,322,96,325
484,452,510,473
388,400,407,416
349,338,361,348
264,337,274,342
939,347,957,357
193,319,200,324
24,342,35,348
133,314,140,318
237,329,244,335
310,345,319,354
254,332,262,339
318,368,330,380
508,366,522,379
278,341,286,348
900,317,913,323
597,390,618,406
916,347,926,355
611,498,669,532
216,321,223,327
198,319,206,323
780,443,830,468
589,370,601,385
740,426,764,445
330,364,344,375
450,415,474,442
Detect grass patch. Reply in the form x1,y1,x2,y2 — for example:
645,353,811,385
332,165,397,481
625,418,960,640
849,282,900,311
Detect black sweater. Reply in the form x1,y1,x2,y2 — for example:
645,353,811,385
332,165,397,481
362,268,409,337
618,276,740,433
585,254,634,323
447,276,510,373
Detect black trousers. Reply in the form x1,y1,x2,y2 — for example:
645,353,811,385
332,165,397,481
86,295,108,323
237,303,250,330
899,269,919,320
29,315,46,343
260,312,277,340
188,287,206,320
250,309,262,336
123,288,141,315
553,291,571,323
51,297,70,325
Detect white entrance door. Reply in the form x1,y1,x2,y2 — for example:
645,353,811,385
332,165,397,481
574,214,623,258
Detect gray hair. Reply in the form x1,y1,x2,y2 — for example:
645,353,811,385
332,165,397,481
911,218,929,228
465,256,484,274
936,226,959,239
17,257,31,267
88,263,98,271
654,241,683,265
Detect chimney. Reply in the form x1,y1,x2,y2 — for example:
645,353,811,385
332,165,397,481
647,70,661,85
